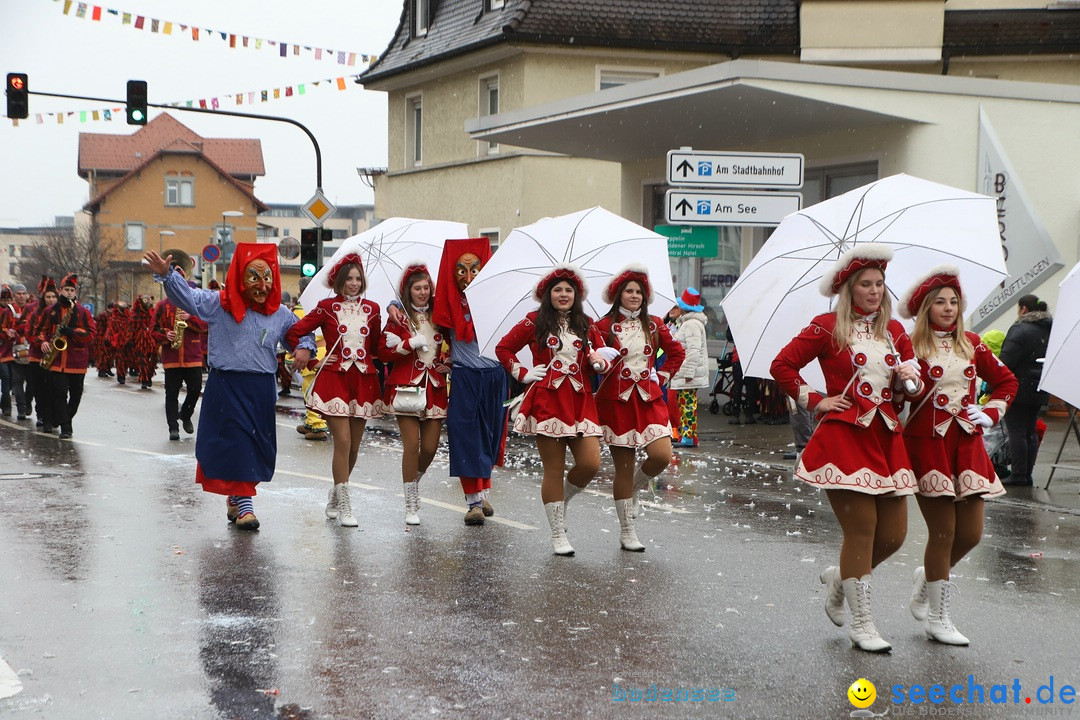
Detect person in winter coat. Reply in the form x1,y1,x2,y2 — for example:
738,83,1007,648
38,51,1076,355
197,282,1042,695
999,294,1053,487
668,288,709,447
898,267,1017,647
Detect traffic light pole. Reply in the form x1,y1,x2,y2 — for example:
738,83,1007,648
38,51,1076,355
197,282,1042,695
27,89,324,189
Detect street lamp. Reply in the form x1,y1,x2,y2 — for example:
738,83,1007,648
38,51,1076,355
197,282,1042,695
158,229,175,255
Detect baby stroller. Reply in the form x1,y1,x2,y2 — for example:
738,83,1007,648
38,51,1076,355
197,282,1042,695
708,342,736,416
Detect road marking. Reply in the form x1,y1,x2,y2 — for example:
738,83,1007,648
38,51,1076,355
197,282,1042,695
0,655,22,699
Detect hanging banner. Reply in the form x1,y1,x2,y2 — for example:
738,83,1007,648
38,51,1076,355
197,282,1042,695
970,108,1064,331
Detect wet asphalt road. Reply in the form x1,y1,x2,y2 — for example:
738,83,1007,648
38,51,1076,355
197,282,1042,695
1,372,1079,719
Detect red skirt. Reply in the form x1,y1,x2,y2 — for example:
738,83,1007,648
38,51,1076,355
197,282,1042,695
905,423,1005,499
514,383,602,438
384,382,448,420
309,367,384,418
796,415,916,496
597,393,671,448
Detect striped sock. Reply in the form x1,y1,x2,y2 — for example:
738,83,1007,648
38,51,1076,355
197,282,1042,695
235,496,254,518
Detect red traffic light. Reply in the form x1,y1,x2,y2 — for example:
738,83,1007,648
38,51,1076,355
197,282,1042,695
6,73,29,119
9,75,25,91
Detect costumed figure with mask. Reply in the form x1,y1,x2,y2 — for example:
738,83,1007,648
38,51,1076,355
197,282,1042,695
129,293,160,389
379,263,449,526
32,273,96,439
152,259,208,442
389,239,509,525
107,301,133,384
94,303,115,378
495,264,611,556
593,265,686,551
143,246,315,531
771,244,920,654
285,253,384,528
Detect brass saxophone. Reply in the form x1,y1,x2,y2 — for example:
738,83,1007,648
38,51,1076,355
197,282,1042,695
171,310,188,349
40,306,73,369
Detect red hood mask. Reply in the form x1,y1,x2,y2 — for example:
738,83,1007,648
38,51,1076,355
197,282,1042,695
432,238,492,343
220,243,282,323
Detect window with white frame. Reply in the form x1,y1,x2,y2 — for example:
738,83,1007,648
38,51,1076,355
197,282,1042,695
406,95,423,167
479,228,500,252
487,0,505,10
414,0,430,37
479,75,500,155
125,223,145,251
165,176,194,207
597,67,662,91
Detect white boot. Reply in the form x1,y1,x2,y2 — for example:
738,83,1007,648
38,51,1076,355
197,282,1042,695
336,483,358,527
842,575,891,653
909,566,929,621
403,481,420,526
544,502,574,556
615,498,645,552
925,580,969,645
325,484,339,519
631,466,651,519
819,566,847,627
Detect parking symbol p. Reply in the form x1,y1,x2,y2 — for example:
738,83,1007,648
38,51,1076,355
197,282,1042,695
696,199,711,215
698,161,713,176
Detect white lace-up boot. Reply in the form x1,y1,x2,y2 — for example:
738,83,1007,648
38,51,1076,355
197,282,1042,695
909,566,929,621
842,575,892,653
925,580,969,645
336,483,358,527
615,498,645,552
325,484,339,520
819,566,847,627
544,502,574,556
403,481,421,525
563,478,583,520
630,466,651,519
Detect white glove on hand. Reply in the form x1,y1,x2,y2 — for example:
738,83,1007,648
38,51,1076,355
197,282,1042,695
523,364,548,384
597,346,620,363
965,405,994,428
383,332,402,349
649,368,659,384
407,335,428,351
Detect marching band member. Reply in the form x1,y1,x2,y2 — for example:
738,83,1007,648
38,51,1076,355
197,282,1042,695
152,259,207,441
32,273,96,439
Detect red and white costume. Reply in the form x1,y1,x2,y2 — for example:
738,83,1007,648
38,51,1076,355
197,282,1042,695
898,267,1018,498
497,312,609,438
771,245,918,495
285,256,383,418
380,305,450,420
593,267,686,447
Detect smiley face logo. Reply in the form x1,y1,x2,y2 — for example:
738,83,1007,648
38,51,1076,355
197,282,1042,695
848,678,876,709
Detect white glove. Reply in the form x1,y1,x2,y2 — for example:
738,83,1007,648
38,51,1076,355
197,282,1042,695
649,368,659,384
523,364,548,384
597,346,620,363
407,335,428,351
965,405,994,428
898,357,920,393
383,332,402,349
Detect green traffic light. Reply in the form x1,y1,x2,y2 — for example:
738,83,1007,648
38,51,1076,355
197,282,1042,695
130,109,144,122
301,262,317,277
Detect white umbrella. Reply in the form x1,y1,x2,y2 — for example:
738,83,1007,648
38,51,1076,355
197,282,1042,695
720,173,1007,387
1038,260,1080,408
463,206,676,361
298,217,469,312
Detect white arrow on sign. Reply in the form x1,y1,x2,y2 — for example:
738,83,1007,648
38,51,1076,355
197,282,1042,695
665,189,802,227
667,150,804,189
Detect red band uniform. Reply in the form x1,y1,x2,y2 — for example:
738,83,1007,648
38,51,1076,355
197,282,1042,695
379,269,449,420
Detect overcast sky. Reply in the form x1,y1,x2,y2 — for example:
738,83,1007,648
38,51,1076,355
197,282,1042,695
0,0,403,227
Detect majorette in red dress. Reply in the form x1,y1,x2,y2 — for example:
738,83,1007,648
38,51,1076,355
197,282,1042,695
594,311,685,447
285,294,384,418
379,307,450,419
496,312,609,438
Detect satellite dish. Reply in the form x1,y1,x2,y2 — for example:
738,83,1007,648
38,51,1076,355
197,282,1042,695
278,236,300,260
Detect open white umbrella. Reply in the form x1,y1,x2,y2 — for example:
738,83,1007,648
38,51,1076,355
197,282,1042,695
1039,261,1080,408
298,217,469,312
463,206,676,361
720,174,1007,387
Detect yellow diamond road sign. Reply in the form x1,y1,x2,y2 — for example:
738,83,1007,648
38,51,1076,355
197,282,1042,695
302,190,336,226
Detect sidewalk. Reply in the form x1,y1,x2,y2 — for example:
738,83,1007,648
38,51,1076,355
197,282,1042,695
691,402,1080,513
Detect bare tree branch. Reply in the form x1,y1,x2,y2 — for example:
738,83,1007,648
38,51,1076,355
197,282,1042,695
16,223,125,309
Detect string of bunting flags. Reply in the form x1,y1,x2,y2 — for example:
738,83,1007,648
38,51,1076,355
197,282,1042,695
54,0,380,66
9,74,364,127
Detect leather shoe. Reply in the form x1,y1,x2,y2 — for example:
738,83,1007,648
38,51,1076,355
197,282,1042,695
169,430,180,441
464,506,485,526
182,418,194,434
235,513,260,531
59,430,72,439
481,499,494,517
783,450,799,460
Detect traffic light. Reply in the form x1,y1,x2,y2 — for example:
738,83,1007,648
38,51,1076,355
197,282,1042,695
300,228,319,277
126,80,148,125
6,73,28,120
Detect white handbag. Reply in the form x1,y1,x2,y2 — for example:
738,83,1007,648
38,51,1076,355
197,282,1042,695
392,384,426,414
